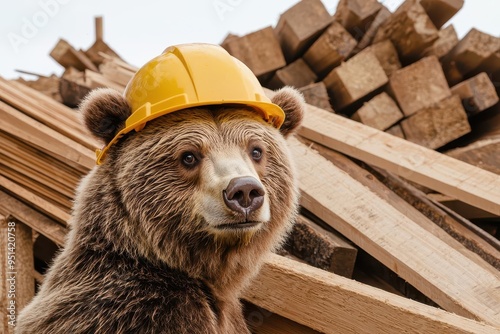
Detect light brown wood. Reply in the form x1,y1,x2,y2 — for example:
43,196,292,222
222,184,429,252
303,22,357,78
0,100,94,171
245,254,500,333
49,39,98,72
0,190,66,246
385,124,405,138
389,56,451,117
15,75,62,103
334,0,382,38
287,137,500,325
367,40,402,77
298,82,334,112
422,24,459,59
274,0,333,61
266,59,317,90
263,88,500,216
353,5,391,53
374,0,438,60
95,16,103,41
351,92,403,131
0,175,70,225
323,49,388,110
400,94,471,149
84,69,126,92
222,26,286,79
59,78,91,108
286,215,357,278
451,72,499,116
441,28,500,85
420,0,464,29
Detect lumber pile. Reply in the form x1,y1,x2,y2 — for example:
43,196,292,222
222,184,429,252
3,2,500,333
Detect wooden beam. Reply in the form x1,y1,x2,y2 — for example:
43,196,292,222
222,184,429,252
288,98,500,215
285,215,357,278
95,16,103,41
367,40,402,77
447,136,500,176
334,0,382,38
275,0,333,61
303,22,357,78
298,82,333,112
266,59,317,90
419,0,464,29
400,94,471,149
352,5,391,53
389,56,451,117
245,254,500,333
287,137,500,325
0,190,66,246
422,24,459,59
351,92,403,131
323,49,388,110
49,39,98,72
451,72,499,116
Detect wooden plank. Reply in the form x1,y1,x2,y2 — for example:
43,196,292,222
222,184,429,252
285,215,357,278
389,56,451,117
267,59,317,90
303,22,357,78
0,175,70,225
275,0,333,61
298,82,334,112
400,95,471,149
222,26,286,79
323,49,388,110
244,303,320,334
441,28,500,85
352,5,391,53
420,0,464,29
422,24,459,59
287,137,500,325
0,190,66,246
374,0,438,61
334,0,382,38
245,254,500,334
427,193,498,220
0,100,94,172
447,136,500,175
365,167,500,271
263,87,500,215
451,72,499,116
49,39,98,72
351,92,403,131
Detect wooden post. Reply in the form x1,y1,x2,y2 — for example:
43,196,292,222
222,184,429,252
1,216,34,331
441,28,500,85
95,16,103,41
221,26,286,79
303,22,357,78
389,56,451,117
419,0,464,29
298,82,334,112
266,59,317,90
351,92,403,131
323,49,388,110
451,72,499,116
275,0,333,61
334,0,382,39
285,215,357,278
400,95,471,149
374,0,438,61
422,25,459,59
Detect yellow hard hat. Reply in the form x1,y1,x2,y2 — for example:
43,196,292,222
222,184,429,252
95,43,285,164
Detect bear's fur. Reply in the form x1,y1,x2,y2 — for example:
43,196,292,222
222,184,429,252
16,87,304,334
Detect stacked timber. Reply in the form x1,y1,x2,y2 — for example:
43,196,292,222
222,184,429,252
3,2,500,333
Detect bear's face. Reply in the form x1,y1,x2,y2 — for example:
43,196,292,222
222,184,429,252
80,87,304,270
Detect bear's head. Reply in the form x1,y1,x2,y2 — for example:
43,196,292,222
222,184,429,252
77,86,304,292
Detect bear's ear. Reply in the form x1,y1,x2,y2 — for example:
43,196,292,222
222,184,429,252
271,87,305,138
80,88,132,144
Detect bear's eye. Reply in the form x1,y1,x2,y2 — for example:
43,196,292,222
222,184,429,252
251,147,263,161
181,152,198,167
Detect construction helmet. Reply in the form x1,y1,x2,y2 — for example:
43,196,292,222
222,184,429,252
95,43,285,164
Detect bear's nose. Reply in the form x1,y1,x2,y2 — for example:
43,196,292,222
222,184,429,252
223,176,265,216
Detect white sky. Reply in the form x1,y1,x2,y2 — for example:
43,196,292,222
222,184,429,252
1,0,499,79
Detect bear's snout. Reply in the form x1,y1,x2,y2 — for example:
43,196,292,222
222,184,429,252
223,176,264,217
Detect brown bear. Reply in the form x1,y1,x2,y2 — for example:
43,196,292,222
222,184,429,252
16,44,304,334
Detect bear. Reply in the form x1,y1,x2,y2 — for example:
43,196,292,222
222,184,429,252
15,69,305,332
